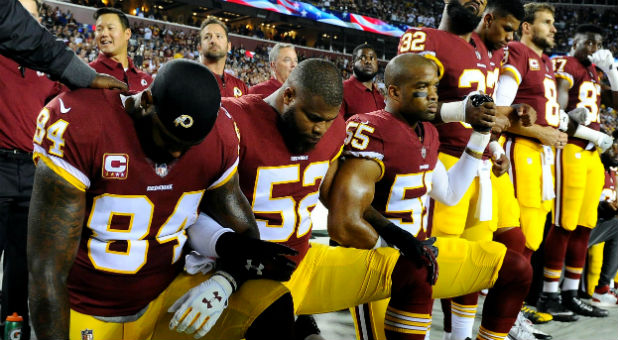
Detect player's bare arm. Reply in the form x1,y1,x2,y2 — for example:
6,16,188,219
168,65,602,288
201,172,260,238
317,153,341,206
508,121,568,148
326,153,439,285
326,156,381,249
90,73,128,91
27,161,85,340
494,103,537,132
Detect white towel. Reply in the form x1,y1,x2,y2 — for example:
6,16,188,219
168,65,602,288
541,145,555,201
475,159,493,221
184,251,216,275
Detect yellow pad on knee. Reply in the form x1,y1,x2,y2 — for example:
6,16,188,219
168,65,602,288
432,237,506,299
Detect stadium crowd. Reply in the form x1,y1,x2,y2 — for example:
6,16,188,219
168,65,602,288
41,2,614,133
64,0,618,58
41,3,365,87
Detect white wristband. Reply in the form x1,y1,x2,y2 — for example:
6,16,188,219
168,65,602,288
488,141,505,159
573,125,607,143
467,131,491,154
211,271,236,293
373,236,385,249
440,100,466,123
188,213,234,258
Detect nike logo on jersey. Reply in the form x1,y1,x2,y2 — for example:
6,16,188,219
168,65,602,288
59,98,71,113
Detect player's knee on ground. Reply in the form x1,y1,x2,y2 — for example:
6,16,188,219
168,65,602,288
245,292,295,340
494,249,532,292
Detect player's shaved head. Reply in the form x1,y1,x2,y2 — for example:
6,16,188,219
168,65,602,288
384,54,439,126
385,54,436,89
285,58,343,107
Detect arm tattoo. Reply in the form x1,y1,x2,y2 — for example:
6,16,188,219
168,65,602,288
201,173,260,239
27,161,85,340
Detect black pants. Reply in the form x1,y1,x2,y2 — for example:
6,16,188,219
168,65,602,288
0,150,34,340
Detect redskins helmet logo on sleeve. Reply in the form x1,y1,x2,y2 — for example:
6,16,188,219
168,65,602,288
173,114,194,128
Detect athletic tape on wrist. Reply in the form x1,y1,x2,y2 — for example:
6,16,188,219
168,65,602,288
488,141,505,159
467,131,491,154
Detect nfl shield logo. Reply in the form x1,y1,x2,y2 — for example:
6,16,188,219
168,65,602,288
155,163,169,177
421,146,427,159
81,329,94,340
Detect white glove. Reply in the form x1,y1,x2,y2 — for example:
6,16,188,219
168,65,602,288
567,107,592,126
168,272,234,338
589,49,618,91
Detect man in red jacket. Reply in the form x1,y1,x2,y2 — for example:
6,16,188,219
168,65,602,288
90,8,152,91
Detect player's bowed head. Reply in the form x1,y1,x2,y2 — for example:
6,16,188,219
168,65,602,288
265,58,343,154
123,59,222,163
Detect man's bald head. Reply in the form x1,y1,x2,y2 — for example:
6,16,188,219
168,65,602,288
385,54,437,89
285,58,343,107
383,54,439,125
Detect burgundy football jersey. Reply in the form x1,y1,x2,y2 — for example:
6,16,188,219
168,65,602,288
32,89,239,316
470,32,502,98
0,55,63,151
248,77,282,97
398,27,493,158
215,71,249,98
344,110,440,241
502,41,560,129
222,95,346,265
552,55,601,148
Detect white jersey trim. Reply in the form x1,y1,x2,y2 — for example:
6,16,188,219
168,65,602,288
33,144,91,189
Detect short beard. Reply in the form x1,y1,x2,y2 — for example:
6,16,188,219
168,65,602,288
532,32,554,51
353,65,377,82
278,107,318,154
446,2,483,35
203,49,227,61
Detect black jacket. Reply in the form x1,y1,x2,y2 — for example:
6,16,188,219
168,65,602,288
0,0,95,87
